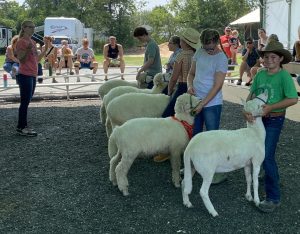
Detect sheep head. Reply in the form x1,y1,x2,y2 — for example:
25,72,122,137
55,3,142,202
152,73,169,93
174,94,201,125
243,90,268,117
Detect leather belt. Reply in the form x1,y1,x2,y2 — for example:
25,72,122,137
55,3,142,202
264,111,286,118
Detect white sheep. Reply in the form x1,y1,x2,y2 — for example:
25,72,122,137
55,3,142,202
105,93,170,137
182,90,268,217
108,93,201,196
100,73,168,124
98,79,138,101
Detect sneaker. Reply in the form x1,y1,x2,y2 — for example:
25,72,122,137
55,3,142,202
70,71,75,75
16,127,37,137
211,173,227,185
52,79,58,83
91,77,96,82
104,77,108,81
257,200,281,213
56,72,61,75
245,82,251,86
236,79,242,85
153,154,169,163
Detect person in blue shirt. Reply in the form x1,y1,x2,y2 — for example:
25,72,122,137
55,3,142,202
237,37,260,85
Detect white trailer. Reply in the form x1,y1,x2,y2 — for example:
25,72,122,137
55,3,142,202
0,26,12,52
263,0,300,49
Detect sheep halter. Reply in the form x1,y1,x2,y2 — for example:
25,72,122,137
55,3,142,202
171,116,193,139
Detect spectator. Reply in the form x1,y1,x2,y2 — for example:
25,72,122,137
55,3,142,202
42,36,58,83
3,35,19,79
36,43,43,83
57,40,74,76
243,40,298,213
74,38,98,82
187,28,228,184
237,37,260,85
161,35,182,95
292,25,300,62
133,26,162,89
220,26,232,63
103,36,125,81
248,34,279,85
15,20,49,136
257,28,268,51
165,35,182,75
154,29,200,163
229,29,241,65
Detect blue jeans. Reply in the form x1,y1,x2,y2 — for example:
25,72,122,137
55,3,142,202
162,82,187,117
17,74,36,129
3,62,19,78
262,116,285,202
193,104,222,136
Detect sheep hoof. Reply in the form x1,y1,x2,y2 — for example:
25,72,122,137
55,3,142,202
211,211,219,217
254,200,260,206
183,201,193,208
174,182,181,188
245,194,253,201
122,190,129,196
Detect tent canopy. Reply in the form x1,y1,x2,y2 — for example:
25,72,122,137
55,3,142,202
230,8,260,25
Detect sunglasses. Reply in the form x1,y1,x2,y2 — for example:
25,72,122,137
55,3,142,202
25,26,35,29
247,42,253,44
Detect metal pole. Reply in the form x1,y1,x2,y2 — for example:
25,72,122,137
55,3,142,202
286,0,292,50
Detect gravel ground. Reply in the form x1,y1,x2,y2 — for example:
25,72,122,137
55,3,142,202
0,97,299,234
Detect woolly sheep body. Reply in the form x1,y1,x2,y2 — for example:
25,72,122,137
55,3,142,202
105,93,170,137
182,91,268,217
100,73,168,124
108,93,200,196
98,79,138,100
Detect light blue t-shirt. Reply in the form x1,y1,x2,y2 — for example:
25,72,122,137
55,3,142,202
193,48,228,107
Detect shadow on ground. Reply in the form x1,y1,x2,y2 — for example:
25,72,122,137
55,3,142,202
0,98,299,233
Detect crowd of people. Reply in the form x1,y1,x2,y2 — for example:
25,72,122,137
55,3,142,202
3,20,299,215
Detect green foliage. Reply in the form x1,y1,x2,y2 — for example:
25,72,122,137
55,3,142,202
0,0,259,48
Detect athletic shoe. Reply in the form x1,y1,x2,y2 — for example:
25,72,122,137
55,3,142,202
16,127,37,137
257,200,281,213
236,79,242,85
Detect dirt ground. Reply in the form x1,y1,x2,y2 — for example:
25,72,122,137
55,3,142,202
0,95,299,233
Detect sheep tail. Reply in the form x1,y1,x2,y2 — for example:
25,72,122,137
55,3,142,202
108,132,118,159
183,152,193,194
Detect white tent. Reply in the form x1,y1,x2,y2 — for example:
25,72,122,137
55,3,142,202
230,8,260,25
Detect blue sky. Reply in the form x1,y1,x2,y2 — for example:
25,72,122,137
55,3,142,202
15,0,169,10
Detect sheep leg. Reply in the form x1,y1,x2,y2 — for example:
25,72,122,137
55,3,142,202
169,152,181,188
115,156,136,196
105,118,112,138
182,179,193,208
244,164,253,201
109,151,122,186
100,105,106,125
200,175,218,217
252,165,261,206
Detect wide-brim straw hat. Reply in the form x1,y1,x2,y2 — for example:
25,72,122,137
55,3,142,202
179,28,201,49
258,40,292,64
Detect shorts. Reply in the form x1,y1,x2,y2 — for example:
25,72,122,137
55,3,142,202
80,62,93,70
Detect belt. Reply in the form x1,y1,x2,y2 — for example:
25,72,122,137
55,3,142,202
264,111,286,118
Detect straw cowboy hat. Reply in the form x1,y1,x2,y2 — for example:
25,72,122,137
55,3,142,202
258,40,292,64
179,28,201,49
